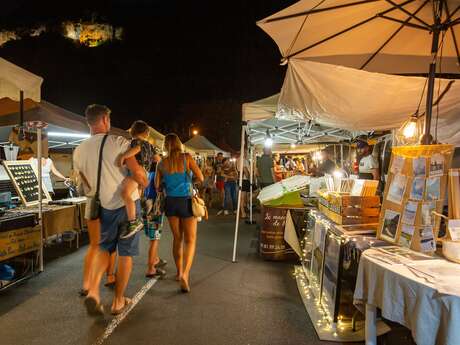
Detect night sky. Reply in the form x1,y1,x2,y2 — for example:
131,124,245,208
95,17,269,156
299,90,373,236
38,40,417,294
1,0,297,148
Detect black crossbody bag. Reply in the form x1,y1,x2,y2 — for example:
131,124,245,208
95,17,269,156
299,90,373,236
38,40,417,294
88,134,108,220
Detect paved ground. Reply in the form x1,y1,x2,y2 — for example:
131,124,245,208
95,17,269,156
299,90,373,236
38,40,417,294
0,214,413,345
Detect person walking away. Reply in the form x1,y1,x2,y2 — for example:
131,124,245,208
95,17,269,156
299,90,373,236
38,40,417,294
117,120,154,239
318,150,336,176
144,149,167,278
201,157,214,208
214,152,226,215
74,104,148,316
256,147,275,189
223,158,238,215
155,134,204,292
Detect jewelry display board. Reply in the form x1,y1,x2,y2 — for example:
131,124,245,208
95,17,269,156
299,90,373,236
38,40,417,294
2,161,52,206
377,145,454,253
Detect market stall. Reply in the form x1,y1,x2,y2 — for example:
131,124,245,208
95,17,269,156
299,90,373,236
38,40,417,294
232,93,360,264
256,1,460,343
184,134,230,158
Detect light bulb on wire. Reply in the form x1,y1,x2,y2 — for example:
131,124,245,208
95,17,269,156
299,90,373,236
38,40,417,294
402,117,417,138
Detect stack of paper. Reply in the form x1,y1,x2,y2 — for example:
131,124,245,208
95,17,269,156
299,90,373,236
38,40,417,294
350,179,379,196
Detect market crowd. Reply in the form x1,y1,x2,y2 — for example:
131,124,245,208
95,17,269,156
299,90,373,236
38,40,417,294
72,104,380,317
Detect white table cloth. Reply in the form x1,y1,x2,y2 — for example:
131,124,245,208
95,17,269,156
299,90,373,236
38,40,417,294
354,249,460,345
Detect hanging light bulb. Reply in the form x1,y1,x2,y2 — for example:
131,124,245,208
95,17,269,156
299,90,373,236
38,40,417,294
402,116,418,138
290,143,296,149
396,114,422,145
264,129,273,148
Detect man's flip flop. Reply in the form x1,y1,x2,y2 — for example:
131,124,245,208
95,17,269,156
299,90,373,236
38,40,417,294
111,297,132,316
84,297,105,317
145,267,166,279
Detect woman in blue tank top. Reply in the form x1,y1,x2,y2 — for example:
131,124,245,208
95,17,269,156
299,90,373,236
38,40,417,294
155,133,204,292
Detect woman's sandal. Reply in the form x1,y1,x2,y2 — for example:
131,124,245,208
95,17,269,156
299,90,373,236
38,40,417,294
145,267,166,279
104,274,116,288
84,296,105,317
180,278,191,293
111,297,132,316
78,288,89,297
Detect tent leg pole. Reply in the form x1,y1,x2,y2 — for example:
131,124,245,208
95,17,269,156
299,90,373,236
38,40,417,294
249,145,254,224
37,126,44,273
232,125,246,263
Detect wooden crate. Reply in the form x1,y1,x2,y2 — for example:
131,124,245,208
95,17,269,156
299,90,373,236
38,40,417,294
318,191,381,225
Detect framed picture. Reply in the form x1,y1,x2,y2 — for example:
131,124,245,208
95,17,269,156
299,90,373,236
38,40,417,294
430,153,444,176
381,209,401,242
398,224,415,248
321,231,341,322
387,174,407,204
426,176,441,201
412,157,426,177
391,155,405,174
421,201,436,226
410,177,425,201
310,221,327,300
420,226,436,252
402,201,418,225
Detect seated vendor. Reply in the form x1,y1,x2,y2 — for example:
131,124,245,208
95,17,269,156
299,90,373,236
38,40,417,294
357,140,380,180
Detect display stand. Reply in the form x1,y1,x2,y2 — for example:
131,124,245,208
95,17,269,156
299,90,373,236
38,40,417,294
377,145,454,253
297,209,390,342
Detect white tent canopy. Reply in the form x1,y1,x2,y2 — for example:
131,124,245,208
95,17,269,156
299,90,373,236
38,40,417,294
243,93,360,146
0,57,43,102
185,135,229,157
257,0,460,75
278,59,460,146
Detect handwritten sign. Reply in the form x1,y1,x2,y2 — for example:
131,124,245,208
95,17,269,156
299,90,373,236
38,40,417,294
0,226,41,262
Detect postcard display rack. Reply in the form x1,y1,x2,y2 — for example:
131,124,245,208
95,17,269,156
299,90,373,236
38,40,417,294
378,145,454,252
296,209,389,341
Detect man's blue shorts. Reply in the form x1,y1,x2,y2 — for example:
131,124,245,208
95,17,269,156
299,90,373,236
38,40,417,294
99,200,141,256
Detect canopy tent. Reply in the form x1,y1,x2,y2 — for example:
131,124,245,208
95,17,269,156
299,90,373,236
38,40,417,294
243,94,360,146
257,0,460,145
277,59,460,146
185,135,229,157
0,97,127,149
257,0,460,75
0,57,43,102
232,93,359,263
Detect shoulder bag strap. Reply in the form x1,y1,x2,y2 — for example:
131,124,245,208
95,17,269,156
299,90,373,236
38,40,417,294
183,154,193,197
95,134,109,199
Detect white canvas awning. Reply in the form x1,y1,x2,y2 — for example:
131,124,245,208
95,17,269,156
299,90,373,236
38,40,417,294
257,0,460,75
243,93,360,146
278,59,460,145
242,93,280,122
184,135,229,156
0,57,43,102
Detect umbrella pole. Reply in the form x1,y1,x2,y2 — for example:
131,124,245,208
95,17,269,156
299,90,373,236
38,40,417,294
232,124,246,263
422,10,442,145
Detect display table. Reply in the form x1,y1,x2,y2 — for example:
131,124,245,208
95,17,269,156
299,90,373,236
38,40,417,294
354,249,460,345
10,204,80,238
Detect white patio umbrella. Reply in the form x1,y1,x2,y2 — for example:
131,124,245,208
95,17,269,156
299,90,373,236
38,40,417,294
258,0,460,143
